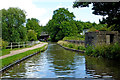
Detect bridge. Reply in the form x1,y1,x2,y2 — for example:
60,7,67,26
39,32,49,41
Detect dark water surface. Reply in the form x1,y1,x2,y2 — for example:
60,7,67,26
1,42,120,79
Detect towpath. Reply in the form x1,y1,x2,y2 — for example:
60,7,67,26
0,42,48,59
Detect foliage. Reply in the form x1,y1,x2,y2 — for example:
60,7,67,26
44,8,78,41
0,38,9,49
58,40,85,50
63,34,85,41
88,27,97,32
26,18,42,39
85,43,120,59
27,30,37,41
85,45,93,56
73,2,120,32
1,7,27,42
74,20,107,34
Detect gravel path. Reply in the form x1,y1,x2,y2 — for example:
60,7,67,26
0,42,48,59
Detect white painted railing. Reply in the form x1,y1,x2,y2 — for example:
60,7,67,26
7,41,40,49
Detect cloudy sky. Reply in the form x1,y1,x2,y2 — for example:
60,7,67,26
0,0,103,26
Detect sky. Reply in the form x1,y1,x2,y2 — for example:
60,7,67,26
0,0,103,26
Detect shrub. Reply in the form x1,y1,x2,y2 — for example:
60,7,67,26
88,27,97,32
0,38,9,49
85,45,93,56
68,44,73,48
85,43,120,60
77,45,85,50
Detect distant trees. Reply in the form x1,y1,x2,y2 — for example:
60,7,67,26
73,2,120,32
43,7,108,41
44,8,78,41
26,18,42,39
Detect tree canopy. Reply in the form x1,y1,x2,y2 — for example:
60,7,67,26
73,2,120,32
44,8,78,41
26,18,42,39
1,7,27,42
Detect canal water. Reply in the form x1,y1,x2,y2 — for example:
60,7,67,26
1,42,120,79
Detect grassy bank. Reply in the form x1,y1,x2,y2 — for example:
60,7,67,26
63,35,85,41
58,40,120,60
58,40,85,51
0,44,48,69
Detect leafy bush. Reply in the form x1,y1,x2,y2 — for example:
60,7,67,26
68,44,73,48
85,45,93,56
27,30,37,41
88,27,97,32
85,43,120,59
0,38,9,49
77,45,85,50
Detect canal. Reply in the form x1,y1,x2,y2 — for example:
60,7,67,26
1,42,120,79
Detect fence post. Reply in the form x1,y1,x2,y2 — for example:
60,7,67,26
11,43,12,49
18,42,20,48
24,42,25,47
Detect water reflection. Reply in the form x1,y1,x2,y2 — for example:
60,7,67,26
1,42,120,79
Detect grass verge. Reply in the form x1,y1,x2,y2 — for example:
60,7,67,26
1,42,44,57
57,40,85,51
0,44,48,69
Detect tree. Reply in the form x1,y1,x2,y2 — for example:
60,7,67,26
27,30,37,41
45,8,77,41
73,2,120,32
26,18,42,39
1,7,27,42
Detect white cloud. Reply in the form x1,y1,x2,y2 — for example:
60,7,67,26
0,0,47,24
0,0,103,25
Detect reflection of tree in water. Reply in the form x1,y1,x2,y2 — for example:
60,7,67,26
85,56,120,79
47,43,87,78
48,44,76,71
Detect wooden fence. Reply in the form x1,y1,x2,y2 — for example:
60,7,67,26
6,41,40,49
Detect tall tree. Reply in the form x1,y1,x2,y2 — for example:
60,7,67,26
45,8,78,41
26,18,42,39
73,2,120,31
1,7,27,42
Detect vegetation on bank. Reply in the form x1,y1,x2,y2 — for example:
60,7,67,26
0,44,48,69
58,40,120,60
86,43,120,60
63,35,85,41
58,41,85,51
